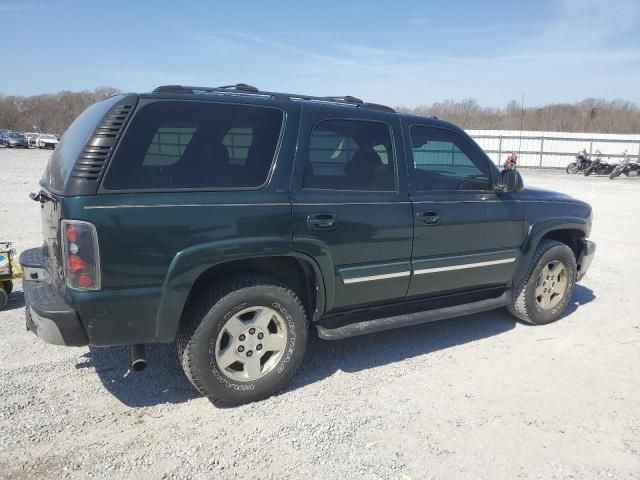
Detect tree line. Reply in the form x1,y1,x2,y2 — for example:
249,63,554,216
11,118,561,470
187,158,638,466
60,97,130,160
0,87,121,134
1,88,639,135
399,98,640,134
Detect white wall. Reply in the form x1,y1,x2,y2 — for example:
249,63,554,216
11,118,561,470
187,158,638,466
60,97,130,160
466,129,640,168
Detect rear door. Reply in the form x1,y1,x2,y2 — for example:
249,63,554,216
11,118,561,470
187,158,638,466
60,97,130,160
291,105,412,312
404,122,525,298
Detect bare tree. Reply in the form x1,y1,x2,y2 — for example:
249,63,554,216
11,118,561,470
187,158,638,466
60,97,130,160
1,88,639,134
398,98,640,133
0,87,121,134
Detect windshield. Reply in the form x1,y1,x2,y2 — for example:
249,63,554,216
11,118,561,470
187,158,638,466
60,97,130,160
41,135,56,140
10,133,24,138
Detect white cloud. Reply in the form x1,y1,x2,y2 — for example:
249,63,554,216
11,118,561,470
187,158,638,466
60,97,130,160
539,0,640,47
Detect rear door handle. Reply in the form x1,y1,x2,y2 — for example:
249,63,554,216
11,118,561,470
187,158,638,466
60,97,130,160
307,213,338,230
418,210,440,225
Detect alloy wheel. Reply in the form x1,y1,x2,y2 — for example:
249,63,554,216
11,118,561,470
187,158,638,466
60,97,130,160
212,306,288,382
534,260,568,310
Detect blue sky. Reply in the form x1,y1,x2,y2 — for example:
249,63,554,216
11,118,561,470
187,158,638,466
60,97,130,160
1,0,639,107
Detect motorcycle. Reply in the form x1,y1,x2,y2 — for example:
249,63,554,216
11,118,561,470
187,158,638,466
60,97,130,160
583,152,616,176
609,156,640,179
566,150,593,174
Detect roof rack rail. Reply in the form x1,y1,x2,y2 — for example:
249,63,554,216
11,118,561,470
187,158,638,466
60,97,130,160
152,84,396,113
321,95,364,104
152,83,260,94
217,83,259,92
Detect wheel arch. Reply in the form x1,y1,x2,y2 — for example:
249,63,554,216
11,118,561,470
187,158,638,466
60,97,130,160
155,252,326,342
514,219,588,286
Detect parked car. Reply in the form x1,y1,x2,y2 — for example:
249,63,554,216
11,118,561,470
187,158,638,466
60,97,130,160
23,132,39,148
4,132,29,148
0,130,10,146
35,134,59,149
20,84,596,405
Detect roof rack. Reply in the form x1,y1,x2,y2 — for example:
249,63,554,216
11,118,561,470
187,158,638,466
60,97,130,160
152,84,396,113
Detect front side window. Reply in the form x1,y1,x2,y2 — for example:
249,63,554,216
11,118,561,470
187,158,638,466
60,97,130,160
410,126,491,191
303,119,396,191
103,102,283,190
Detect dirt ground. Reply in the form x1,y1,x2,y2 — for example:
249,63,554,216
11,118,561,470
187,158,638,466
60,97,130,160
1,148,639,480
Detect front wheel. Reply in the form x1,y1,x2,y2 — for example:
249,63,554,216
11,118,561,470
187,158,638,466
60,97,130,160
566,163,579,174
177,274,309,405
508,240,577,325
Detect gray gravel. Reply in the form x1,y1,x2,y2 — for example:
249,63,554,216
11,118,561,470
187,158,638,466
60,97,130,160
1,148,639,479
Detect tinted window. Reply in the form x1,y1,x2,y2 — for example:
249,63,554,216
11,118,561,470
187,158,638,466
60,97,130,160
304,119,395,191
42,95,124,194
104,102,283,190
410,126,491,191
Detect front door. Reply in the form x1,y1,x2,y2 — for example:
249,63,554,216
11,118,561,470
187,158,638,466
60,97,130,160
404,123,525,298
291,106,413,312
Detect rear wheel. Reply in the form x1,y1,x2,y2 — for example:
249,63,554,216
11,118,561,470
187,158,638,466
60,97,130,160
2,280,13,295
177,274,309,405
566,163,579,174
508,240,576,325
609,166,624,179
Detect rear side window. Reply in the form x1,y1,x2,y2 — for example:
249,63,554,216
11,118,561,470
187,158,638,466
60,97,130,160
303,119,395,191
409,126,491,191
103,102,283,190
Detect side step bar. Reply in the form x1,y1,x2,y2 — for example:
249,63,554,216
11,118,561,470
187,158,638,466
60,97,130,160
316,292,510,340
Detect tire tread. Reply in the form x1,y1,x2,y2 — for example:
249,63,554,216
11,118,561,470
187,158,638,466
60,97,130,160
508,239,573,325
176,274,307,405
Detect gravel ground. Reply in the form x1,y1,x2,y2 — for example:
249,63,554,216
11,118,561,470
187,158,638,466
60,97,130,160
1,148,639,480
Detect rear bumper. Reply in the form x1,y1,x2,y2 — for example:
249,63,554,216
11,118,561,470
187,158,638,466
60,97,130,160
20,248,89,347
577,239,596,281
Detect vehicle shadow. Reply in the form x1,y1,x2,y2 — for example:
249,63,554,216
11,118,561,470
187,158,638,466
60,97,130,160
84,286,595,408
561,284,595,318
290,308,517,393
77,343,198,407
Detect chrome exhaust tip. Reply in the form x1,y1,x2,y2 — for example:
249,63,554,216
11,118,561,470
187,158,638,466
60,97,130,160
130,344,147,372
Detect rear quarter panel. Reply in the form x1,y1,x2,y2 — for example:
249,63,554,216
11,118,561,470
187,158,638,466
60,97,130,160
65,190,295,346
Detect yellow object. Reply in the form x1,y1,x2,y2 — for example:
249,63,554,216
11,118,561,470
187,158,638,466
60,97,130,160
0,242,23,281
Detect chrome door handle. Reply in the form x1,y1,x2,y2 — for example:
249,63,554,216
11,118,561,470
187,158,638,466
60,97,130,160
418,211,440,225
307,213,337,230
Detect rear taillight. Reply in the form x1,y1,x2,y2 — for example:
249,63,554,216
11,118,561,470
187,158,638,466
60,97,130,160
61,220,101,291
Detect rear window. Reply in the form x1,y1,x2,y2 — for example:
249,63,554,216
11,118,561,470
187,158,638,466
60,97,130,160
103,101,283,190
42,95,125,194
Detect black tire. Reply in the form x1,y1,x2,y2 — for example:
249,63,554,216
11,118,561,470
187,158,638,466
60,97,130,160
566,163,579,174
583,168,593,176
176,274,309,405
0,288,7,310
2,280,12,295
508,240,577,325
609,166,623,179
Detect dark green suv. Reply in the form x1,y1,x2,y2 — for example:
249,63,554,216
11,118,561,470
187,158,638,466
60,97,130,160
20,84,595,404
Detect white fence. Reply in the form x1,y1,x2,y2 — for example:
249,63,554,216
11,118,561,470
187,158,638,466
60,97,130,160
466,129,640,168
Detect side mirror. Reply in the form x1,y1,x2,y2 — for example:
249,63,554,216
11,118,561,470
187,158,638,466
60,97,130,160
496,169,524,193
